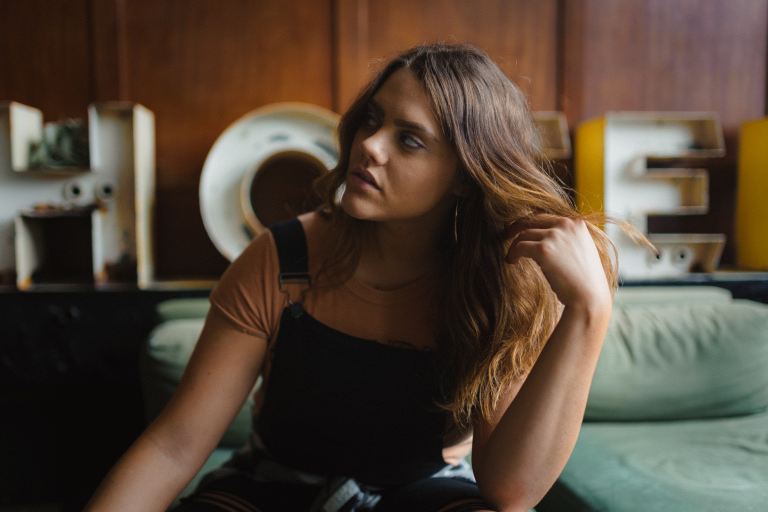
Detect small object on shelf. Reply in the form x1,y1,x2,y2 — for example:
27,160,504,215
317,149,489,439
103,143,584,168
736,117,768,270
28,118,90,169
576,112,726,279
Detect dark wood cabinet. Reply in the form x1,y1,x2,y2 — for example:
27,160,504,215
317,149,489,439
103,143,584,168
0,288,209,511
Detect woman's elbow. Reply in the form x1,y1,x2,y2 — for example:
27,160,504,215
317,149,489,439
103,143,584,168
476,479,538,512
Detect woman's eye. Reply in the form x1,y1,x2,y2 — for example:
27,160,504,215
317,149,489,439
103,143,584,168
401,133,423,150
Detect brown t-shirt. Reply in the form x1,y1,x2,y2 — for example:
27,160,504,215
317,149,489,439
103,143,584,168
208,211,472,465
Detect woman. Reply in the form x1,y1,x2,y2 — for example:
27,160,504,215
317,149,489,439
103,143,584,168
87,42,622,512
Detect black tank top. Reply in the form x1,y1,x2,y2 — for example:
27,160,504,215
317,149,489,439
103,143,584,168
256,218,449,487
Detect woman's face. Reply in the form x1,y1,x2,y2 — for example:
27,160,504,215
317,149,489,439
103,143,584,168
341,68,462,223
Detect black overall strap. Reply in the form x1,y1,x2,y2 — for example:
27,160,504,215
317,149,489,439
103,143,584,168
269,218,310,316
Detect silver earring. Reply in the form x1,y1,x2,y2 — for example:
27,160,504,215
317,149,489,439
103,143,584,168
453,200,460,244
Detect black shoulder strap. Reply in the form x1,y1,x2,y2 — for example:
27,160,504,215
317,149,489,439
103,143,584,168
268,218,310,309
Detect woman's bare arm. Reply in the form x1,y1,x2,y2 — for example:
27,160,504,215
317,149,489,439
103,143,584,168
471,301,610,511
472,216,614,511
85,310,268,512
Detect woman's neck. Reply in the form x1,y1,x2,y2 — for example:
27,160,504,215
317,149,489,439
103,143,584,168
354,210,450,290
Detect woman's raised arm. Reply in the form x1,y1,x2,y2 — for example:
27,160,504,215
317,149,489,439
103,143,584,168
85,309,268,512
472,215,613,511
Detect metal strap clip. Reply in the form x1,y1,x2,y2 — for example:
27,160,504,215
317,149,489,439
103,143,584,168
278,272,311,317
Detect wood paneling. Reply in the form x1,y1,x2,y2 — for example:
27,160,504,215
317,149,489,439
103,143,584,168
118,0,334,189
562,0,768,136
334,0,558,112
0,0,91,120
116,0,335,277
90,0,128,101
154,185,228,277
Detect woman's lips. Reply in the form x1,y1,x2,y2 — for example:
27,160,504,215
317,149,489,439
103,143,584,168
350,168,380,189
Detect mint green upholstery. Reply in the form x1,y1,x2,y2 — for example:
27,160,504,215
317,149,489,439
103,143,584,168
586,299,768,420
547,411,768,512
156,298,211,322
538,287,768,512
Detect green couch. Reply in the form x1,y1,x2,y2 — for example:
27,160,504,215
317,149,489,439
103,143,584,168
538,286,768,511
140,286,768,510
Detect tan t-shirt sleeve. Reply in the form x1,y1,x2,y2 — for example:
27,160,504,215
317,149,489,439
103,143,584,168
208,229,283,340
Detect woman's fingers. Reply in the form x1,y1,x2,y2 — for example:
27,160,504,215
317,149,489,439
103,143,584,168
505,240,546,263
503,214,564,239
505,228,554,262
502,215,611,308
508,228,550,242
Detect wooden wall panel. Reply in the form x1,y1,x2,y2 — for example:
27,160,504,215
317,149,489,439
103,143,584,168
562,0,768,136
0,0,91,120
110,0,335,277
90,0,127,101
120,0,334,189
334,0,558,112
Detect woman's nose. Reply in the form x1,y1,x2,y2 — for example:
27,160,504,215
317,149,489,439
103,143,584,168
361,130,387,165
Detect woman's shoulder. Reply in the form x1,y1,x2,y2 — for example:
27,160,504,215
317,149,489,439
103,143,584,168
231,210,328,274
297,209,331,239
297,210,332,275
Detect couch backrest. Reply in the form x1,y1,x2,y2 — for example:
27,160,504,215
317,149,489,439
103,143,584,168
586,295,768,421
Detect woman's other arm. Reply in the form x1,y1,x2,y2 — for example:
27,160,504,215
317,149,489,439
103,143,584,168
85,310,267,512
472,216,613,512
472,301,610,512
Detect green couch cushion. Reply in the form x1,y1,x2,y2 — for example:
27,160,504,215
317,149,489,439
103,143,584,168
586,299,768,420
139,317,255,447
156,298,211,322
539,410,768,512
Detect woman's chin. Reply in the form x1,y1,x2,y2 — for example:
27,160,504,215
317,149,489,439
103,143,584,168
340,194,378,221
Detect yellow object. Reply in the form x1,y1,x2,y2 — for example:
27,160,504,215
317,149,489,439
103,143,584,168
575,117,606,216
736,118,768,269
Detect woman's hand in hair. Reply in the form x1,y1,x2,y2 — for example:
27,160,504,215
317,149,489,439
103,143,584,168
504,214,611,312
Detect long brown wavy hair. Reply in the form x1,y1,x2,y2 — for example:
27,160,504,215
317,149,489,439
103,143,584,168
313,43,641,431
